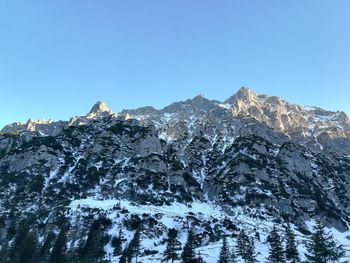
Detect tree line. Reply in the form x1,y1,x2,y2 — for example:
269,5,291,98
161,221,345,263
0,217,110,263
0,219,345,263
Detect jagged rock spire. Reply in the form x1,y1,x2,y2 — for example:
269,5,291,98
88,101,112,115
225,87,258,103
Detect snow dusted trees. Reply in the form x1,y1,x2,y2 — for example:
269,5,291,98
236,230,256,263
266,224,301,263
0,243,9,263
266,225,285,263
196,251,205,263
118,228,141,263
305,221,345,263
229,247,238,263
12,230,39,263
49,225,68,263
285,224,300,263
217,237,230,263
111,229,123,256
181,229,197,263
79,220,106,262
163,228,181,263
129,228,141,263
236,230,247,259
245,238,257,263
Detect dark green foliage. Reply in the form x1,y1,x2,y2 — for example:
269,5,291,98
230,246,238,263
285,224,300,263
39,230,56,262
125,215,142,231
217,237,230,263
0,242,9,263
305,221,345,263
162,228,181,263
12,231,39,263
236,230,256,263
20,136,63,152
119,246,130,263
183,172,201,189
236,230,248,259
50,225,69,263
80,220,107,263
28,174,44,193
245,237,257,263
6,222,17,243
117,228,141,263
107,121,150,139
8,222,31,261
181,229,197,263
255,231,260,242
128,229,141,263
266,225,285,263
196,251,205,263
111,230,123,256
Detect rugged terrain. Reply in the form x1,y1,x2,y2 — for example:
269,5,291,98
1,87,350,262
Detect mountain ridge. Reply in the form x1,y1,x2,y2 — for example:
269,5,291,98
1,87,350,262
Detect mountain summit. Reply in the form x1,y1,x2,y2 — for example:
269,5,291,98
2,87,350,154
87,101,112,115
225,86,259,103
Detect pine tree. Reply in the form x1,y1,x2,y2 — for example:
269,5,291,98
162,228,181,263
266,225,285,263
80,220,106,263
236,230,246,259
236,230,254,262
285,225,300,263
245,237,257,263
218,237,230,263
111,229,123,256
13,231,39,263
129,229,141,263
119,243,135,263
50,226,68,263
40,230,56,262
181,229,196,263
305,221,345,263
0,242,9,263
8,222,30,260
235,230,257,263
119,246,128,263
230,246,238,263
255,231,261,242
196,251,205,263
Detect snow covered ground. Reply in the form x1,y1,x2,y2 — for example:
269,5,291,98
69,198,350,263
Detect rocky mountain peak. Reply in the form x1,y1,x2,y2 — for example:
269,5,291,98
87,101,112,115
225,87,258,103
192,94,205,100
189,94,213,107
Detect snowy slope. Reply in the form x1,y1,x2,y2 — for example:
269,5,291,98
69,198,350,262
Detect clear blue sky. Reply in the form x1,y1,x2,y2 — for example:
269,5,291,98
1,1,349,128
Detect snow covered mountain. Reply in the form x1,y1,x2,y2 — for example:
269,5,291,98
121,87,350,155
4,87,350,154
1,87,350,262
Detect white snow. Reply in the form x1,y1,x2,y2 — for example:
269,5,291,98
217,103,231,110
69,198,350,262
69,198,225,220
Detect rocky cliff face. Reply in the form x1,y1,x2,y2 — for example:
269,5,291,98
122,87,350,155
4,87,349,154
1,88,350,262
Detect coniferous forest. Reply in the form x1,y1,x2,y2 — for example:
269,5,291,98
0,218,345,263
